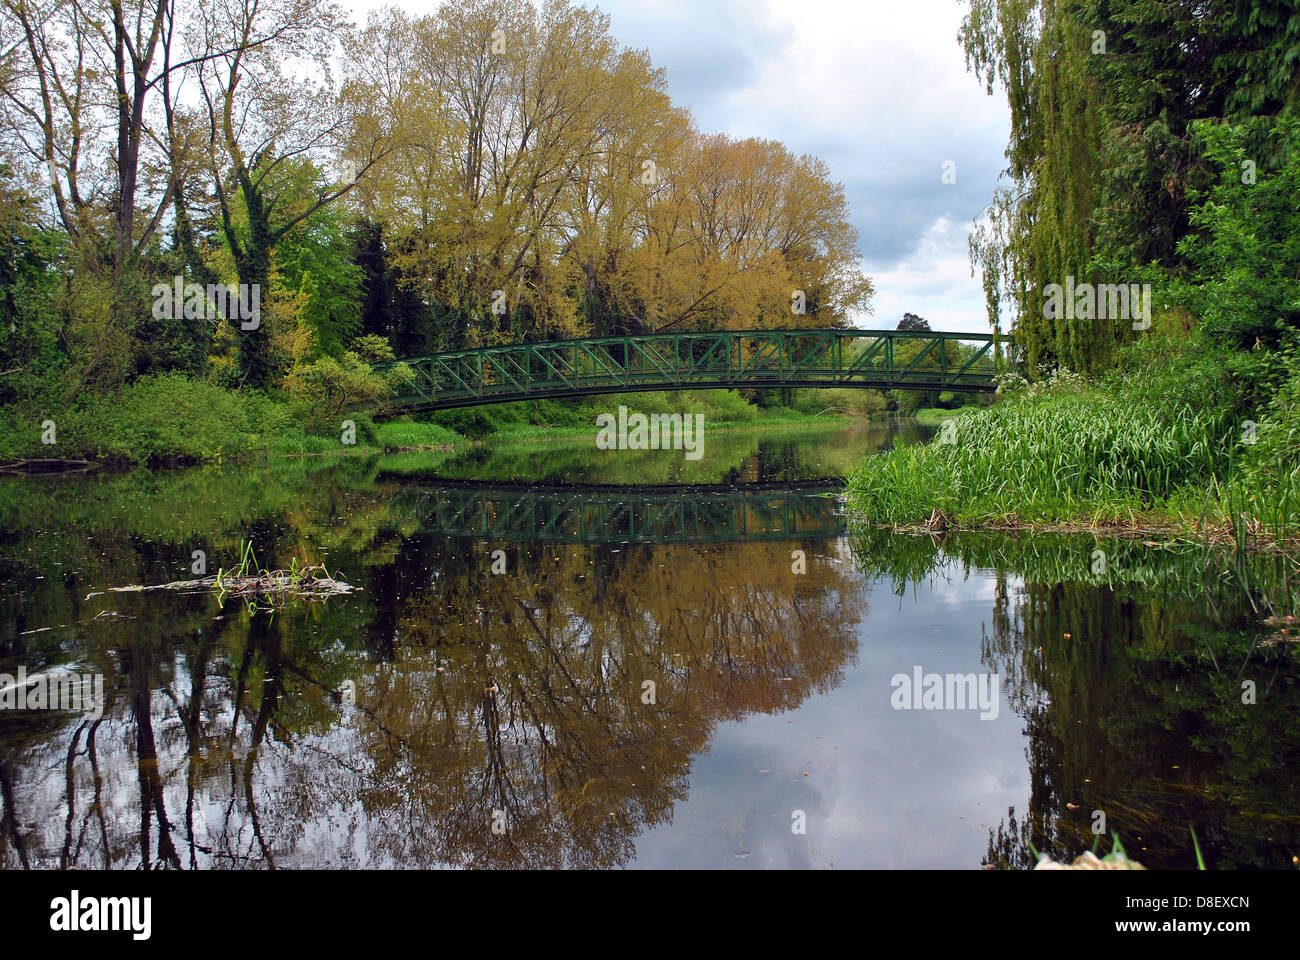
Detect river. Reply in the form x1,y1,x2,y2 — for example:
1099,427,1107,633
0,419,1295,869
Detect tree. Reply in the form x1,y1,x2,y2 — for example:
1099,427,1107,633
0,162,65,403
630,133,872,333
898,312,930,332
961,0,1300,376
267,164,362,362
961,0,1105,375
1173,118,1300,351
192,0,395,386
345,0,873,348
1,0,177,275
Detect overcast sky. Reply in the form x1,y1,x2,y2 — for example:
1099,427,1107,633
354,0,1010,333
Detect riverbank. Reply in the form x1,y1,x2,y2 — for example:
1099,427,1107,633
375,407,852,451
0,380,900,469
845,344,1300,550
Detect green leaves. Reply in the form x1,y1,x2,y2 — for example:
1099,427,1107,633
1174,117,1300,351
963,0,1300,375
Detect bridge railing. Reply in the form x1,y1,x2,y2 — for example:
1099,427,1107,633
375,328,999,411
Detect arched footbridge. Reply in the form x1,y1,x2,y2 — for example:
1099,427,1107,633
375,328,999,412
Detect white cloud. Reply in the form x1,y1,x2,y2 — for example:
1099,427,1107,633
595,0,1009,331
863,216,992,333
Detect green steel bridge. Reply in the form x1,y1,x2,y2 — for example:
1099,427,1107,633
394,481,844,544
376,328,998,412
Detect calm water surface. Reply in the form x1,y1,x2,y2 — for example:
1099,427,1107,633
1,420,1296,869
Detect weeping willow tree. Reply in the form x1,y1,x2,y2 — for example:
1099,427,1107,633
961,0,1114,377
962,0,1300,379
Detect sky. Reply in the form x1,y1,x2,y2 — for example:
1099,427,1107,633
352,0,1011,333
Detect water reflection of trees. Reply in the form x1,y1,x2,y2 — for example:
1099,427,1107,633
389,422,912,487
850,528,1300,869
12,450,1295,869
0,534,864,868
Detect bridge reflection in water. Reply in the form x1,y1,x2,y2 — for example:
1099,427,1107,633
398,480,845,544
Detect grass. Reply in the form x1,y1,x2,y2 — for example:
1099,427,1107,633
911,406,971,424
374,420,463,449
849,381,1228,526
1030,833,1146,870
212,538,352,612
845,352,1300,546
103,536,355,617
1190,826,1207,870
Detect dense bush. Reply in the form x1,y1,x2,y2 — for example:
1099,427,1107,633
1,375,262,463
0,374,390,465
284,349,413,424
1173,119,1300,352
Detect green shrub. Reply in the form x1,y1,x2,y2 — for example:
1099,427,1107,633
0,373,396,465
5,375,261,463
1172,118,1300,352
351,334,397,363
286,352,405,418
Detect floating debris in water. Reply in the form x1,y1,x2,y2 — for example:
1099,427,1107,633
0,458,97,475
106,568,358,601
92,610,134,621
